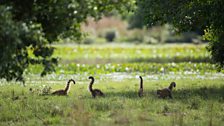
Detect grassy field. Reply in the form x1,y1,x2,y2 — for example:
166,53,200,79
53,43,211,63
1,44,224,126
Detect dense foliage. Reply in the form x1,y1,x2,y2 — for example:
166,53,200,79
128,3,145,29
138,0,224,70
0,0,134,82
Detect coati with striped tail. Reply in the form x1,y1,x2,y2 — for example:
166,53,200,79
52,79,75,96
157,82,176,99
138,76,143,97
88,76,104,98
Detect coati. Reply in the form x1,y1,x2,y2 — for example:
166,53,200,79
138,76,143,97
157,82,176,99
52,79,75,96
88,76,104,98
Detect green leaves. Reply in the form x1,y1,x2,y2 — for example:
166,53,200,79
0,0,135,82
138,0,224,70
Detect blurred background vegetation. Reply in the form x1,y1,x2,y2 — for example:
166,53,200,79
67,13,205,45
1,0,224,82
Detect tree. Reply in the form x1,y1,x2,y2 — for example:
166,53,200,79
0,0,135,83
138,0,224,70
128,4,145,29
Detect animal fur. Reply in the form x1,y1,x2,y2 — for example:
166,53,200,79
157,82,176,99
89,76,104,98
138,76,143,97
52,79,75,96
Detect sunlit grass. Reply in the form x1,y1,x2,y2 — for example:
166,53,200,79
2,43,224,125
27,62,220,76
0,76,224,126
53,43,210,63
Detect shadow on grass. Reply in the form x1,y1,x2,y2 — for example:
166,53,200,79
80,90,141,99
128,57,212,63
62,56,211,64
105,91,141,99
98,86,224,102
173,86,224,101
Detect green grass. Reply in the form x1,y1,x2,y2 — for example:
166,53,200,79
53,43,211,64
28,62,219,75
27,43,221,75
2,43,224,125
0,76,224,126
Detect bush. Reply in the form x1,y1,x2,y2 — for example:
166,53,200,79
125,29,144,43
124,29,159,44
105,29,117,42
82,37,95,44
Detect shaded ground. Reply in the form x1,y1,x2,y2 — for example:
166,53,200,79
61,56,212,64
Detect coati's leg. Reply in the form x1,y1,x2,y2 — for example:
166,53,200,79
92,92,96,98
168,93,173,99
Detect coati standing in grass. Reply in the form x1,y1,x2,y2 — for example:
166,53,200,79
88,76,104,98
52,79,75,96
157,82,176,99
138,76,143,97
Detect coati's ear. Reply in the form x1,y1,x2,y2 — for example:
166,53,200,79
173,82,176,87
171,82,176,87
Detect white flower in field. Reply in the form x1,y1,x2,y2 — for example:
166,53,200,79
160,67,164,72
93,6,97,10
54,105,60,110
73,49,77,52
60,69,64,73
125,67,129,71
175,52,180,56
171,62,176,66
76,64,80,67
96,64,100,68
169,72,175,75
194,64,197,67
105,64,109,70
73,10,77,14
